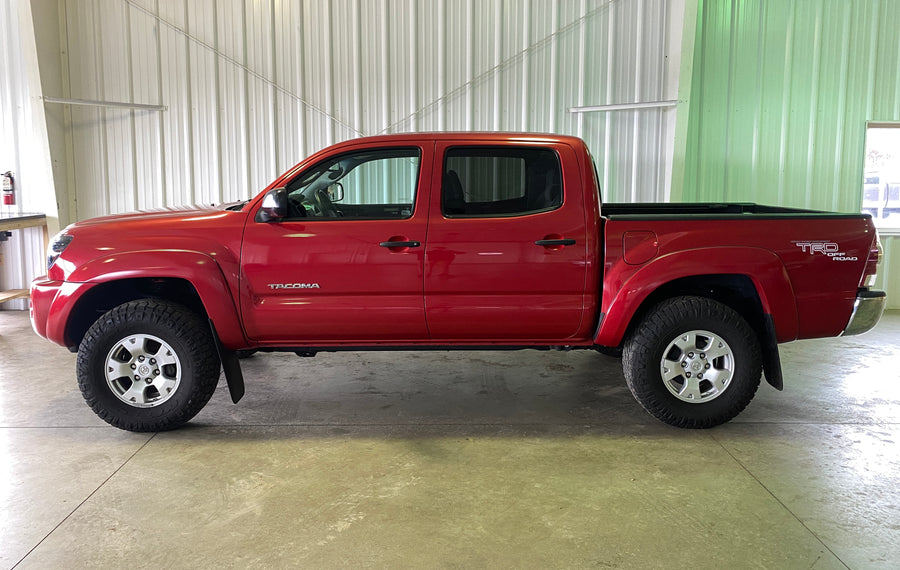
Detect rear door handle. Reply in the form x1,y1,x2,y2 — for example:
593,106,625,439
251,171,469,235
379,240,421,248
534,239,575,247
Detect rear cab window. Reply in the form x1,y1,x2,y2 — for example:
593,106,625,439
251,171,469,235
442,147,563,218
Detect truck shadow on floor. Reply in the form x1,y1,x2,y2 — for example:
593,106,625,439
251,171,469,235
187,349,666,436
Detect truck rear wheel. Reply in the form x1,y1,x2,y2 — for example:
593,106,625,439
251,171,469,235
76,300,221,432
623,296,762,428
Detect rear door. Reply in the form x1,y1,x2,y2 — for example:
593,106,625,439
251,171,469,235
241,144,431,343
424,142,588,341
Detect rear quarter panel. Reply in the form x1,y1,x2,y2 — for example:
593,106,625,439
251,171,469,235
598,215,876,345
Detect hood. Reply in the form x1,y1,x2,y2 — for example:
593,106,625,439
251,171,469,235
69,202,247,229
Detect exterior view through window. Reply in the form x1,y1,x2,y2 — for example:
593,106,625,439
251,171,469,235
863,124,900,231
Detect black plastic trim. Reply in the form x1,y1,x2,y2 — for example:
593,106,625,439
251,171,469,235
602,201,872,222
761,313,783,391
209,319,245,403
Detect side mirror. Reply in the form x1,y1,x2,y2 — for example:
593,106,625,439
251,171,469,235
327,183,344,202
255,187,288,222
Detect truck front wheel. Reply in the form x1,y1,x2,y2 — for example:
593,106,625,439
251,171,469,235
623,296,762,428
76,300,221,432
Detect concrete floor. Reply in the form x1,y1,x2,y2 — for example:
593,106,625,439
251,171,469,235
0,310,899,569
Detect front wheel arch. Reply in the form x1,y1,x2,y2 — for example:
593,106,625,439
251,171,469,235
64,278,208,350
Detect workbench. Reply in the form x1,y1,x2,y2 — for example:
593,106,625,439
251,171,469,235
0,213,49,304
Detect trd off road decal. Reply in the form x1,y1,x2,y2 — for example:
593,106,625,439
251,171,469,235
793,241,858,262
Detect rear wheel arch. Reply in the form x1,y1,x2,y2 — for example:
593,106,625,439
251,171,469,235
623,274,769,348
618,274,784,391
597,247,798,349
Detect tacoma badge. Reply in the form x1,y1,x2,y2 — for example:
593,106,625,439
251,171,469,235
268,283,321,289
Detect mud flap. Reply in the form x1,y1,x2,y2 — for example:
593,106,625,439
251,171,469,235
761,314,783,391
208,319,245,403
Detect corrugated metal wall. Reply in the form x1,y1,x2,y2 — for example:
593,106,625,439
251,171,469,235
875,236,900,309
60,0,675,221
0,0,57,311
682,0,900,308
681,0,900,211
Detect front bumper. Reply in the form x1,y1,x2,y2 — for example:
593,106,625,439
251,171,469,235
30,277,85,347
30,277,62,340
841,289,887,336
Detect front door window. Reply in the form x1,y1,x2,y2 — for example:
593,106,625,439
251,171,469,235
285,149,420,220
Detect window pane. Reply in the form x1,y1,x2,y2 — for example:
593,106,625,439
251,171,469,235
287,148,420,219
863,126,900,230
443,147,562,217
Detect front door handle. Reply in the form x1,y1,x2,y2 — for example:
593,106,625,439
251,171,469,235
380,240,421,248
534,239,575,247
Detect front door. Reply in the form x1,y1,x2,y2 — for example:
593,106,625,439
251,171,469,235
241,145,431,343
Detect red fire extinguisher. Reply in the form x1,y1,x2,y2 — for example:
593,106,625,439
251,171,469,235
1,172,14,206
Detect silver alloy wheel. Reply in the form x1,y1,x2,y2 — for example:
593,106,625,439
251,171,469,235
659,329,735,403
105,333,182,408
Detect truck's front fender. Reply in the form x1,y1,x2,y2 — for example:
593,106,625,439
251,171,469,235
595,247,798,347
51,250,246,348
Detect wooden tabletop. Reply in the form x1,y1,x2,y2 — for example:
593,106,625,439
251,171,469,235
0,213,48,231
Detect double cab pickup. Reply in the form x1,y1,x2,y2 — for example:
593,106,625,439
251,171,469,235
30,133,886,431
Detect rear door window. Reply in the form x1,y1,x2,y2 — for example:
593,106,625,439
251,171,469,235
442,147,562,217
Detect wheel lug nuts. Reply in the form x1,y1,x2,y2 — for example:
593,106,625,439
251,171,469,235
705,363,710,369
685,372,692,378
681,361,687,368
134,375,140,381
150,358,156,365
130,364,136,370
145,378,152,384
688,352,694,358
138,356,145,362
700,353,705,359
698,373,703,379
154,369,160,376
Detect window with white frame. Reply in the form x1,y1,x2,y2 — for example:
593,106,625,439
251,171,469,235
863,124,900,232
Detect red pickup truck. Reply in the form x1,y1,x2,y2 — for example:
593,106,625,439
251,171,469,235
30,133,886,432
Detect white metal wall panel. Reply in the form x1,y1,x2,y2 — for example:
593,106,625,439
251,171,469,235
875,235,900,310
218,0,250,203
60,0,674,220
130,6,163,212
1,0,58,310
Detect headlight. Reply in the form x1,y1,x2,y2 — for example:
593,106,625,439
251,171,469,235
47,232,74,270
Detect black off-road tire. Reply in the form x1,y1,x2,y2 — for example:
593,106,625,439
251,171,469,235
76,300,221,432
622,296,762,428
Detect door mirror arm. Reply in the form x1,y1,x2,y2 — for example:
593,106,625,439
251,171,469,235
255,187,288,222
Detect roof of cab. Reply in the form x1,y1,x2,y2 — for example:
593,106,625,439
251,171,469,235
328,131,586,147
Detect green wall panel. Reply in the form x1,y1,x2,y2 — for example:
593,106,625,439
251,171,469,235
682,0,900,212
